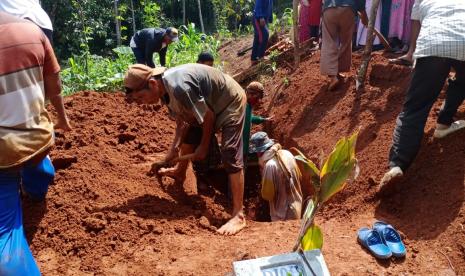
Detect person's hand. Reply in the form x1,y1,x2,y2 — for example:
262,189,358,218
259,18,266,27
192,145,208,161
265,115,274,122
164,147,179,163
55,118,72,132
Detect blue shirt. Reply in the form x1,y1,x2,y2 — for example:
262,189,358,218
323,0,366,13
254,0,273,23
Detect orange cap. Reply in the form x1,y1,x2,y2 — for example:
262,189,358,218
123,64,166,91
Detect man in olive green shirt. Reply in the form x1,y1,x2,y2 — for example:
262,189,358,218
243,81,272,158
124,63,247,235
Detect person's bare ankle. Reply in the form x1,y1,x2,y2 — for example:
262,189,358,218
216,210,246,235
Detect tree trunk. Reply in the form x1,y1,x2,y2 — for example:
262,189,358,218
356,0,381,91
114,0,121,46
292,0,300,66
130,0,136,35
182,0,186,25
197,0,205,33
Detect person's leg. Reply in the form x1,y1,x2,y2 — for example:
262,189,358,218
131,47,146,64
337,8,355,74
309,25,319,39
21,155,54,201
0,170,41,276
380,0,392,38
437,60,465,126
320,8,340,77
387,57,451,172
251,19,261,62
217,109,246,235
257,23,269,59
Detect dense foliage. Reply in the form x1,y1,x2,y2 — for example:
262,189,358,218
38,0,292,94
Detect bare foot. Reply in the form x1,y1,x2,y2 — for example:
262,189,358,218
216,212,246,235
328,76,341,91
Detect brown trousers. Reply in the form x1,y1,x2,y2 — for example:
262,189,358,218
320,7,356,76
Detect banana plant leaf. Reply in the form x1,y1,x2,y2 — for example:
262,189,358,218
301,224,323,250
319,132,358,203
295,155,321,189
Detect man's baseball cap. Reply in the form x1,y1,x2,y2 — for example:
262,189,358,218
123,64,166,93
165,27,179,42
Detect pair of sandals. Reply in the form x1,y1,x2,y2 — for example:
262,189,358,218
358,221,406,259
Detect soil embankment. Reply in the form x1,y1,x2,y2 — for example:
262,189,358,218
25,42,465,275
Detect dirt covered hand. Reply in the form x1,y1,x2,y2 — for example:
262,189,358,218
45,72,71,132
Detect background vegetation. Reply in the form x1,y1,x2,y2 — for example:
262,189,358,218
40,0,293,94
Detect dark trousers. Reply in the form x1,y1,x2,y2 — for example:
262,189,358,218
251,18,269,61
380,0,392,39
131,47,146,65
389,57,465,171
41,28,53,45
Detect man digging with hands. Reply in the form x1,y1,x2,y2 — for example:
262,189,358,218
123,63,247,235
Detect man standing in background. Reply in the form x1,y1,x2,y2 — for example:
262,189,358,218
320,0,368,90
380,0,465,190
251,0,273,65
130,27,179,68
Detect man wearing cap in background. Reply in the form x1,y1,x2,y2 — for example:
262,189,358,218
123,63,247,235
129,27,179,68
243,81,273,160
250,132,303,221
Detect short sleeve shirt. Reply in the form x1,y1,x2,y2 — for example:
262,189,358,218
162,64,246,130
0,14,60,168
413,0,465,61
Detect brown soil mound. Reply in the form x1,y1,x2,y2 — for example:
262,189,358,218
265,52,465,274
24,51,465,275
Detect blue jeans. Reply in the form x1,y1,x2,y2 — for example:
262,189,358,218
0,156,54,276
251,18,269,61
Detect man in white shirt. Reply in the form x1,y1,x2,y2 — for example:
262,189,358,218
249,132,303,221
380,0,465,191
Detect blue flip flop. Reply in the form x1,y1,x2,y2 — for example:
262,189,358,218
357,227,392,259
373,221,406,258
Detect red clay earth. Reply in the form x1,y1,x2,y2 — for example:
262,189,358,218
23,46,465,275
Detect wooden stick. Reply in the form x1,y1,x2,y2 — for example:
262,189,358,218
356,0,381,91
292,0,300,66
437,249,456,273
374,28,392,51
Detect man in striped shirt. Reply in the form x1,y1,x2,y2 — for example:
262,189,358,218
380,0,465,191
0,12,71,275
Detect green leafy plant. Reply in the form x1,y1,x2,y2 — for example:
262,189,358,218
60,46,134,95
292,131,360,252
60,24,221,95
162,23,221,67
269,8,293,35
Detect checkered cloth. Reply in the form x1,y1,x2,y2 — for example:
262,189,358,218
413,0,465,61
